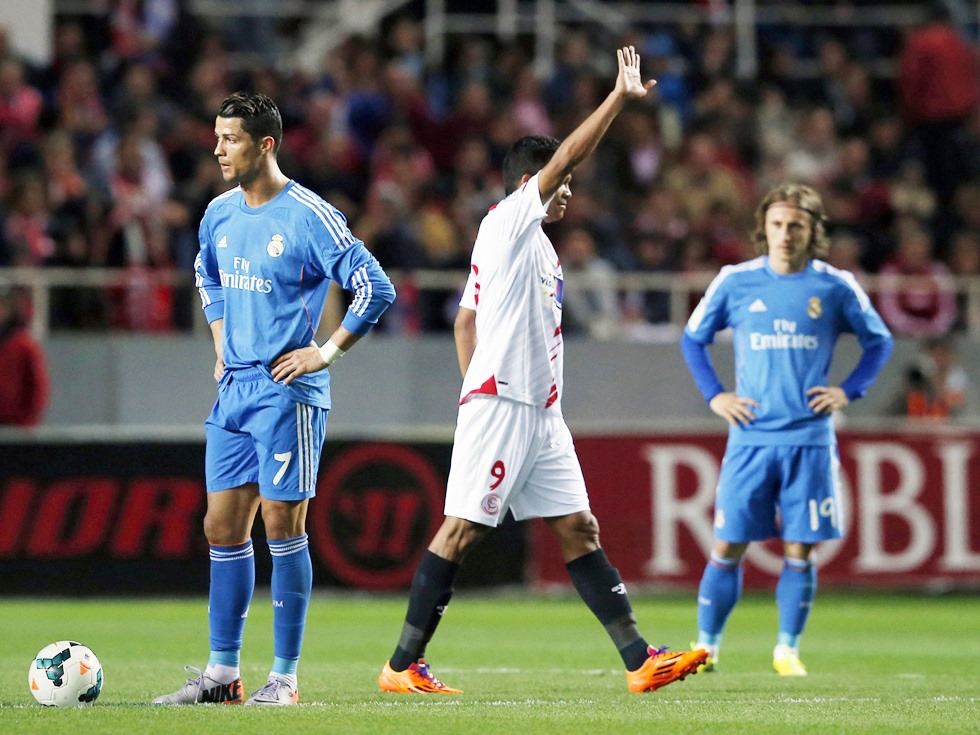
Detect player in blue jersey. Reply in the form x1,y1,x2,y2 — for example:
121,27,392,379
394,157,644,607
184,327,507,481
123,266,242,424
153,92,395,706
681,183,893,676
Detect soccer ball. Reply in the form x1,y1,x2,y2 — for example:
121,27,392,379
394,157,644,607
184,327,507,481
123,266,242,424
28,641,103,707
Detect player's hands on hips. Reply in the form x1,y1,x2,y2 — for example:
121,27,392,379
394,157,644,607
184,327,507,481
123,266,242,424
709,391,759,427
807,385,849,414
615,46,656,101
213,356,225,382
271,346,328,384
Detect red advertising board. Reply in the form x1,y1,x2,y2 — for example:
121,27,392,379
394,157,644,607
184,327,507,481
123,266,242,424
0,440,525,594
531,429,980,589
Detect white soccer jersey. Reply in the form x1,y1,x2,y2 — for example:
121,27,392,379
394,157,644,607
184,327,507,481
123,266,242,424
458,172,564,412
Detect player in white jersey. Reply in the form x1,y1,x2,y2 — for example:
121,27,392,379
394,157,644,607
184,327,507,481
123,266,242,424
153,92,394,706
378,46,708,696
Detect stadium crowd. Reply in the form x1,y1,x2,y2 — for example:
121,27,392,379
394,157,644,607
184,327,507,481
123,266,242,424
1,1,979,337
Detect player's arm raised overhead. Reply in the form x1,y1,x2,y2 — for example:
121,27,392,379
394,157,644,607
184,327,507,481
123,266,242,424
537,46,655,202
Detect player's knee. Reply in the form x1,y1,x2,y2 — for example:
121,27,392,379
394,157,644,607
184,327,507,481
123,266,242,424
553,511,600,549
261,504,306,540
430,517,488,561
578,512,601,545
203,513,245,546
712,540,748,561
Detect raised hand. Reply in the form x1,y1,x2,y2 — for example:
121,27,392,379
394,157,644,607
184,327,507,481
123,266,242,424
615,45,656,100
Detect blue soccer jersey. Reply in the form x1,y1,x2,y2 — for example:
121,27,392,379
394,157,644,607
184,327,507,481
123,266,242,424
195,181,395,409
684,257,893,446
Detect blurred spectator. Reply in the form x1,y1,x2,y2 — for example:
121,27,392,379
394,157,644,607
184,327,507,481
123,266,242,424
110,61,179,131
836,63,878,138
0,286,49,426
633,187,689,252
698,198,752,266
96,129,174,331
355,181,427,271
665,131,745,225
42,129,89,218
898,5,980,207
35,22,91,93
385,15,425,82
866,113,912,179
215,0,279,67
878,219,957,337
0,59,43,154
622,229,677,333
691,27,737,88
108,0,179,69
56,59,109,150
889,159,936,222
46,226,109,331
946,230,980,332
557,226,620,340
755,84,798,162
605,108,665,194
827,232,869,280
889,337,973,420
544,30,594,119
89,105,171,208
642,31,693,126
511,66,552,137
2,174,55,266
784,107,839,187
813,37,852,118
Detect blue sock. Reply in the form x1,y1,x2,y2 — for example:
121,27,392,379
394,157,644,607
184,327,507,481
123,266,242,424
208,540,255,665
776,557,816,647
269,535,313,669
697,554,742,644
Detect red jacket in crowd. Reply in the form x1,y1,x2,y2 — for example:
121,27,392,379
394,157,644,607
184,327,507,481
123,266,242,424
0,327,50,426
899,20,980,125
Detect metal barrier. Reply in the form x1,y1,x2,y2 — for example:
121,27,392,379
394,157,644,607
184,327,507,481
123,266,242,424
2,266,979,340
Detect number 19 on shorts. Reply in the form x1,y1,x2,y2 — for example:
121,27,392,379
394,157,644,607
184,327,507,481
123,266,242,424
809,497,838,532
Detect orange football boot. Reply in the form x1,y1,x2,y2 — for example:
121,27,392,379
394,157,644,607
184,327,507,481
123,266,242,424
378,659,462,694
626,645,709,693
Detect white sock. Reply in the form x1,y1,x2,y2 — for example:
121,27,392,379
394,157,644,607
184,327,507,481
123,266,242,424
773,644,798,659
205,663,240,684
270,672,298,690
696,642,719,660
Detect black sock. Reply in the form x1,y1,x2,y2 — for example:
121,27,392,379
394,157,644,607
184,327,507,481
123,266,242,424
567,549,649,671
390,550,459,671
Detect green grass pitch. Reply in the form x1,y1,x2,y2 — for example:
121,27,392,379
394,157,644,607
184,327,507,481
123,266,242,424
1,592,977,734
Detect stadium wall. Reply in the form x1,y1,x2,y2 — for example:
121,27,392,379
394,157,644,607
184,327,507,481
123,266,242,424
38,334,937,431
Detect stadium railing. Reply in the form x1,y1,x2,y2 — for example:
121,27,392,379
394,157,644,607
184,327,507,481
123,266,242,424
2,266,979,341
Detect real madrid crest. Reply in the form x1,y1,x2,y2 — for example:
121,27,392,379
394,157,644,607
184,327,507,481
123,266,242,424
807,296,822,319
267,234,284,257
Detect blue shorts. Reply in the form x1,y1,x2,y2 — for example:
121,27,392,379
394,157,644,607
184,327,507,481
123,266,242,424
714,444,844,543
205,367,328,500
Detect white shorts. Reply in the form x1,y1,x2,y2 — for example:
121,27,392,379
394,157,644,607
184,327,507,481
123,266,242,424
444,396,590,526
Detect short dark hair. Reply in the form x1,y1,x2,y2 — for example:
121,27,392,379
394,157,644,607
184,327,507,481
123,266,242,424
502,135,560,194
752,182,830,259
217,91,283,153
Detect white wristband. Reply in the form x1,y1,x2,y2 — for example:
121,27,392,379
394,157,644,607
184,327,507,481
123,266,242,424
318,339,346,367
